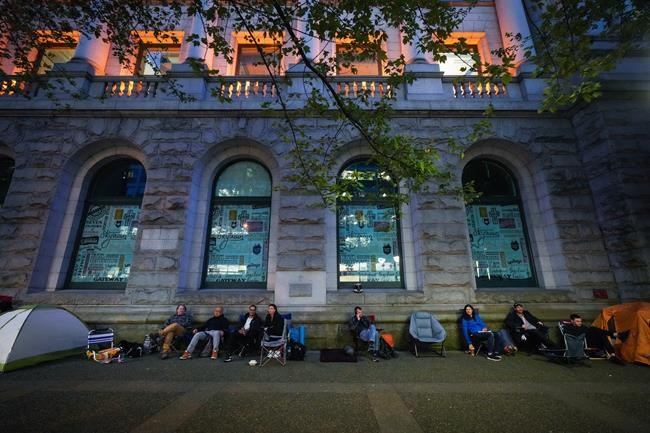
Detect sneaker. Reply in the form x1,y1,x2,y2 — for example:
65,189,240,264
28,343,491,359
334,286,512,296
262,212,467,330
160,351,169,360
179,351,191,360
224,355,233,363
486,353,502,361
211,350,218,360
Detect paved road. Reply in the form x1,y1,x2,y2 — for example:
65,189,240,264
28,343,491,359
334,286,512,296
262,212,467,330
1,351,649,433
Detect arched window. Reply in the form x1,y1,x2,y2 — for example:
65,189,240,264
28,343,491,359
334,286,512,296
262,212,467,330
0,157,15,206
203,160,271,288
67,159,146,289
463,159,536,287
337,161,403,288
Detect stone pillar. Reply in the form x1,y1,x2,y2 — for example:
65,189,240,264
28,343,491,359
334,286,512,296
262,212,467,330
184,13,207,62
494,0,534,69
69,31,111,75
295,13,320,61
401,16,427,65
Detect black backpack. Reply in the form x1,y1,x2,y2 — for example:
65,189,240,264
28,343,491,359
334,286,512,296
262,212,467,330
118,340,144,358
286,341,306,361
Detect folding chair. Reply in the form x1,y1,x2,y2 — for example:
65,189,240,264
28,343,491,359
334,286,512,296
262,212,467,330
87,328,119,363
409,311,446,357
88,328,114,350
544,321,589,367
260,316,291,367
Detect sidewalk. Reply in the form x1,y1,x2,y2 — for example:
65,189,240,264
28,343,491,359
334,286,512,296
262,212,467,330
1,351,649,433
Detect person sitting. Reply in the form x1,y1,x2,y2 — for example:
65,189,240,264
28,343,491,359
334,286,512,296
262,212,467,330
348,306,381,361
263,303,285,340
224,304,263,362
563,314,624,365
461,304,502,361
156,303,193,359
505,303,552,351
180,306,229,361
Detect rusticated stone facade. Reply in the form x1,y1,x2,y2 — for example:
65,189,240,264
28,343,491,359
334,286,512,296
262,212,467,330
0,1,648,348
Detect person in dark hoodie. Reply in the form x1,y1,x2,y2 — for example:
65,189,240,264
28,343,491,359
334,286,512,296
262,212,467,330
349,306,380,360
180,306,229,360
505,303,552,351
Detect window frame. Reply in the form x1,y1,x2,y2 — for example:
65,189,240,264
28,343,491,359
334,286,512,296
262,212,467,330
336,160,405,289
202,160,272,289
65,159,146,290
135,42,181,75
34,43,77,75
463,159,538,288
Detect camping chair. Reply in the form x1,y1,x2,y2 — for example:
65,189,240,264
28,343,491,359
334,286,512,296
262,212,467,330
88,328,114,350
87,328,120,363
544,321,589,366
409,311,446,357
260,315,291,367
557,321,608,360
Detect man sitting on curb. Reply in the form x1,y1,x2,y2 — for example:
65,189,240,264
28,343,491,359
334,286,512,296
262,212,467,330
157,304,193,360
505,303,553,351
180,306,230,361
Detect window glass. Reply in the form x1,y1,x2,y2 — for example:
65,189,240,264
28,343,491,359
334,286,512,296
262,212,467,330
68,160,146,288
0,157,15,205
37,46,76,74
236,45,281,75
439,44,479,76
463,159,536,287
215,160,272,197
139,45,180,75
337,161,402,287
205,161,271,287
337,45,381,76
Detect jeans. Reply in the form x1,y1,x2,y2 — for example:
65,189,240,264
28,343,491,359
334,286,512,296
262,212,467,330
186,330,222,355
360,325,380,350
470,331,496,354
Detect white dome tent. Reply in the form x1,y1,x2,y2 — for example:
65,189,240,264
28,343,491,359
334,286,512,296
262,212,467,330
0,305,88,372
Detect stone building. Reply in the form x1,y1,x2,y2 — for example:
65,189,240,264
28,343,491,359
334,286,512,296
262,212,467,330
0,1,648,347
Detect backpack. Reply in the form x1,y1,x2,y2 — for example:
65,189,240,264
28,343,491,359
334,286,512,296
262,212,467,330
378,334,398,359
143,334,159,354
119,340,144,358
286,341,306,361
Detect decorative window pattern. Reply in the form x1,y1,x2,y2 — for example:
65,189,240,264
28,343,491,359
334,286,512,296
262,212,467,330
463,159,537,287
67,159,146,288
0,157,15,206
204,161,271,287
337,161,403,287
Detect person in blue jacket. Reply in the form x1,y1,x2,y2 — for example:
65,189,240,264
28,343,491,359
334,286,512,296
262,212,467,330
461,304,502,361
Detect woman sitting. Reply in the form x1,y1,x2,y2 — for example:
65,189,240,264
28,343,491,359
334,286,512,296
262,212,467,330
461,304,502,361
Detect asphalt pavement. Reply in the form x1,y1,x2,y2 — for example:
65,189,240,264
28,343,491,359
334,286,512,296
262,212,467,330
1,350,649,433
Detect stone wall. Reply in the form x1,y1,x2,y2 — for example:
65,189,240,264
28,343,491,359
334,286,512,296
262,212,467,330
571,93,650,300
0,103,646,345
